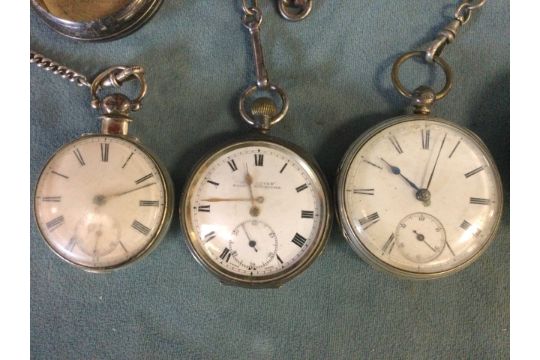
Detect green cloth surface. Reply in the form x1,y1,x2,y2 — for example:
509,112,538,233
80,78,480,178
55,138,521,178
30,1,510,359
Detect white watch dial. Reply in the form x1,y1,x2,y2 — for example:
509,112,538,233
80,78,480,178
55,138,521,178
35,135,169,270
183,140,329,283
339,117,503,277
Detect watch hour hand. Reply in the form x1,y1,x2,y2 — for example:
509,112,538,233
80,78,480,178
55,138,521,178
380,158,421,191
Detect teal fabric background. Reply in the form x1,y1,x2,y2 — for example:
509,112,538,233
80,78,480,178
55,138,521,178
30,1,510,359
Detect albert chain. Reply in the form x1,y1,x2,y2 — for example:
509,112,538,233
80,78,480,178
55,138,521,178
391,0,486,115
30,51,147,135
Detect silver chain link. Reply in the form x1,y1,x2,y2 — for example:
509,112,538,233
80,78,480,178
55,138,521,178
30,50,91,88
454,0,486,24
424,0,486,62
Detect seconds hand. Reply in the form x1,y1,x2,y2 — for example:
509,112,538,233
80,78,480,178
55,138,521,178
242,223,258,252
425,133,447,190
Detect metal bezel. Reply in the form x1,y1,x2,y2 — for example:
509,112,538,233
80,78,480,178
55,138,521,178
181,134,332,288
335,115,504,280
33,133,174,273
31,0,163,41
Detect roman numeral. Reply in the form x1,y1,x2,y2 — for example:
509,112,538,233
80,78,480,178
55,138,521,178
291,233,307,247
122,152,134,169
460,220,472,230
227,160,238,172
73,148,85,166
460,220,482,237
131,220,150,236
101,143,109,162
276,254,283,264
46,216,64,231
359,212,380,229
296,183,308,193
464,166,485,178
204,231,216,243
280,162,288,173
422,129,430,150
135,173,154,184
389,135,403,154
470,197,491,205
219,248,232,262
254,154,264,166
119,241,128,253
382,233,395,254
66,237,77,251
139,200,159,206
301,210,314,219
207,180,219,186
51,170,69,179
352,189,374,195
449,140,462,158
198,205,210,212
42,196,61,202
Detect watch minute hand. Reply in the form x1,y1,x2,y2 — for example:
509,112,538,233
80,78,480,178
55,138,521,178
108,182,157,198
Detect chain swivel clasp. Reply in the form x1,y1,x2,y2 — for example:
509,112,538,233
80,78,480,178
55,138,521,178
425,0,486,63
90,66,147,136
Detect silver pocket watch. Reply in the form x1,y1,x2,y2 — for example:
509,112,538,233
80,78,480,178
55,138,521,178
335,1,503,279
31,0,162,41
181,2,332,288
32,52,174,272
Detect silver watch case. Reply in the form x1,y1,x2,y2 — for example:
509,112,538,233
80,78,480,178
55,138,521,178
181,134,333,288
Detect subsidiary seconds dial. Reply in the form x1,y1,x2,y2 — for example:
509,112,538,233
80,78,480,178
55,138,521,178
337,117,503,278
182,139,331,286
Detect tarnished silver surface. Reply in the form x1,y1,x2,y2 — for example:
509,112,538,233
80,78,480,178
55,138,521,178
391,51,453,105
30,51,148,136
181,136,332,288
31,0,163,41
239,0,289,131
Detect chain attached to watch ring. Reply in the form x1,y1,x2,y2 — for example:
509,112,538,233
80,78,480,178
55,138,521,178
391,1,486,115
239,1,289,133
30,50,147,114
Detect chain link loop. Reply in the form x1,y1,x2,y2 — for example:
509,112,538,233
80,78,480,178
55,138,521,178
455,0,486,24
242,0,259,17
30,50,91,88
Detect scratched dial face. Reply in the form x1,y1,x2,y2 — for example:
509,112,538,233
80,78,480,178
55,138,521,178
34,135,169,270
183,140,330,284
338,117,503,278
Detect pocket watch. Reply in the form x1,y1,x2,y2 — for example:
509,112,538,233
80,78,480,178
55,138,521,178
32,52,174,272
31,0,162,41
335,1,503,279
181,2,331,287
